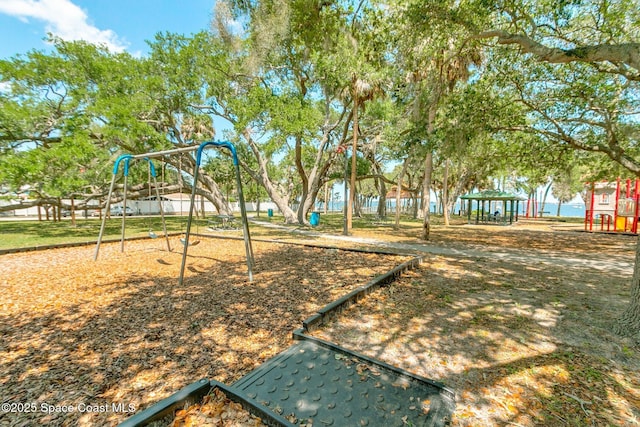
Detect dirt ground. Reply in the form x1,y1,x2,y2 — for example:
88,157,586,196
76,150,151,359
0,237,407,426
1,222,639,426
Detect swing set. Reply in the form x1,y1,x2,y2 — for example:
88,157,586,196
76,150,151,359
93,141,255,283
94,154,172,257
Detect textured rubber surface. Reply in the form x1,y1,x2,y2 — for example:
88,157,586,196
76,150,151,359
234,336,455,427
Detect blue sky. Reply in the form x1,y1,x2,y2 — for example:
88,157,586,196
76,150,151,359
0,0,217,59
0,0,239,138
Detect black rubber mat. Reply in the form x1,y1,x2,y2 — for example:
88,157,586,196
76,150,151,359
233,334,455,427
118,255,454,427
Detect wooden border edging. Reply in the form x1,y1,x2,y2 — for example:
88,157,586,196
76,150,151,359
0,233,182,256
117,378,295,427
301,255,423,333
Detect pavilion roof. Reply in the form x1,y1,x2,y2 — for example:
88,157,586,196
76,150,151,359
385,185,412,199
460,190,526,201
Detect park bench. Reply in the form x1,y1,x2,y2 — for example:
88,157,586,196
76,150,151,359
369,214,391,226
207,215,238,230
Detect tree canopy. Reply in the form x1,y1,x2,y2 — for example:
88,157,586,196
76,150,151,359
4,0,634,221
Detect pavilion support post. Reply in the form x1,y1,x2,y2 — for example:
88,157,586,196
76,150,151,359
509,200,514,224
502,200,507,224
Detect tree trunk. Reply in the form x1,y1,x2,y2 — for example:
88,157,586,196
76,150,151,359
172,155,233,216
295,134,310,225
417,187,425,219
449,167,473,217
556,201,562,217
195,174,232,216
395,158,409,230
283,97,344,225
71,197,76,227
241,129,298,223
301,176,324,223
297,156,340,225
323,182,329,215
342,153,349,235
527,191,535,217
540,182,552,217
443,160,450,227
614,237,640,342
377,188,385,217
251,173,297,223
373,163,387,218
347,95,359,232
421,101,437,240
354,184,363,218
299,139,335,224
421,151,433,240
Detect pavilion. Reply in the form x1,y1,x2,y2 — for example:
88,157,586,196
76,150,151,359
460,190,525,225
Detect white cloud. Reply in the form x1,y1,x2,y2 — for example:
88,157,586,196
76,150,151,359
0,0,128,52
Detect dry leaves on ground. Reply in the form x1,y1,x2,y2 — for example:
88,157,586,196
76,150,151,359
170,388,266,427
0,237,407,426
312,227,640,426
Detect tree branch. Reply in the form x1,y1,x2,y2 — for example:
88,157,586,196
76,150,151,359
475,30,640,80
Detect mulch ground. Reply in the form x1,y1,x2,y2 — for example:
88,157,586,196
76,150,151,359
311,224,640,426
0,237,408,426
2,222,640,426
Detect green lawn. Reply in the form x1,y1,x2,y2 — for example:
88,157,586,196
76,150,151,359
0,211,428,250
0,212,585,251
0,216,194,250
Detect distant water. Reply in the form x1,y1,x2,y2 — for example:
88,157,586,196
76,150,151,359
526,202,585,218
318,200,586,218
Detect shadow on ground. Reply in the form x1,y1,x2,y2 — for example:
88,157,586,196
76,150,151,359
0,239,407,426
313,252,640,426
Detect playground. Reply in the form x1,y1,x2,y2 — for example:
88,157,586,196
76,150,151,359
0,237,408,426
0,220,639,426
585,178,640,234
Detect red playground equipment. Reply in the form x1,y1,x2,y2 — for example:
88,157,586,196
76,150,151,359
585,178,640,233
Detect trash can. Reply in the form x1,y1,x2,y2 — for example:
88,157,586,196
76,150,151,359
310,211,320,226
267,208,274,218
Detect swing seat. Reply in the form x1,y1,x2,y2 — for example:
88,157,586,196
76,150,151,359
180,237,200,247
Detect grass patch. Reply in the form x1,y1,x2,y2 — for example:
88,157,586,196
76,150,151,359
0,216,196,250
268,212,441,233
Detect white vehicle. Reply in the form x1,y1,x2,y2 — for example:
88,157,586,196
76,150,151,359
110,206,134,216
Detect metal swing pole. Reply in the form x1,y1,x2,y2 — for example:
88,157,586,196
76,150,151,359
232,151,256,269
94,170,118,260
94,154,133,260
120,159,130,253
178,151,200,286
178,141,255,286
146,158,172,252
130,145,199,160
215,141,255,275
143,156,171,252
